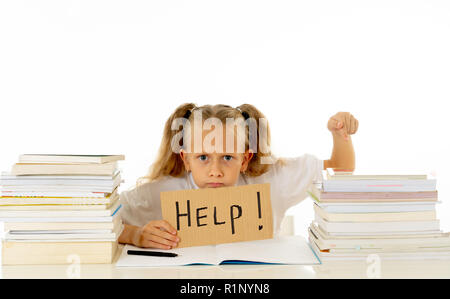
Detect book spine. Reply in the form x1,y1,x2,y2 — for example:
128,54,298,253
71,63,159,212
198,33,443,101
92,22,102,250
319,191,438,200
316,216,440,233
323,180,436,192
0,204,121,217
11,162,117,176
1,241,117,265
1,191,110,197
317,203,437,213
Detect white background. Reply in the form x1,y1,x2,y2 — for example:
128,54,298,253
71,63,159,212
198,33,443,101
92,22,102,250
0,0,449,238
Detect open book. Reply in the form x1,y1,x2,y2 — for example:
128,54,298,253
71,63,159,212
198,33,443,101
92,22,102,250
115,236,320,267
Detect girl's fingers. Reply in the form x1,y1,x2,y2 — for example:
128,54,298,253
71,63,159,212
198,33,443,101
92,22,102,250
152,220,177,235
142,225,179,243
330,117,348,140
149,227,180,243
144,224,180,243
141,239,172,250
330,112,357,138
142,231,178,249
336,119,348,140
347,115,353,135
149,234,178,248
327,118,335,130
339,128,349,140
333,119,341,129
328,118,343,131
353,119,359,134
348,117,358,135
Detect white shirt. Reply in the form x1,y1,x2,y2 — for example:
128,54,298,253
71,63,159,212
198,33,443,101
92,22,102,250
119,154,323,235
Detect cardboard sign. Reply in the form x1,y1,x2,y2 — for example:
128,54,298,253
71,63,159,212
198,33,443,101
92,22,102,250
160,183,273,248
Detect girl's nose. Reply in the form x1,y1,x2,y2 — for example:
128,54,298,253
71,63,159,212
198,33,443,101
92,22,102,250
208,161,223,177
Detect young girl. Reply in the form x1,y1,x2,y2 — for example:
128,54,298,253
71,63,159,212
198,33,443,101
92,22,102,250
118,103,358,249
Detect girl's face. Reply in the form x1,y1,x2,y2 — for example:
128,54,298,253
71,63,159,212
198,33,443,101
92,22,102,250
180,151,253,188
179,123,253,188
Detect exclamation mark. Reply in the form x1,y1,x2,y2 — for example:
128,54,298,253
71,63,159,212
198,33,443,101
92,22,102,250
257,191,263,230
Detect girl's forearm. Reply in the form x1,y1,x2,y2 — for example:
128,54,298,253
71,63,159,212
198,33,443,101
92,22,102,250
118,223,140,245
324,133,355,171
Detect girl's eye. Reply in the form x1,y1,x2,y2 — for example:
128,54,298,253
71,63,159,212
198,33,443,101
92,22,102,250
198,155,208,161
223,155,233,161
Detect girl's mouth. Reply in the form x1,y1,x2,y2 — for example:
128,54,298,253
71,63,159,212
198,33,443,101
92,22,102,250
206,182,224,188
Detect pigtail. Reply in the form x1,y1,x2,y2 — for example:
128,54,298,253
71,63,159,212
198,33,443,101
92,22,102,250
138,103,196,185
236,104,274,176
138,102,275,185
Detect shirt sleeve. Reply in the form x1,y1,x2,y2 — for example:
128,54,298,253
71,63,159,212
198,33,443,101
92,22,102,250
118,184,155,227
270,154,323,212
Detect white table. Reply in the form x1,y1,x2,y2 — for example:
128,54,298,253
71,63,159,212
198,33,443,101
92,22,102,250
2,245,450,279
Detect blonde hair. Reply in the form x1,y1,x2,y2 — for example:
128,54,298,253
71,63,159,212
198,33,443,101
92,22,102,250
137,103,274,185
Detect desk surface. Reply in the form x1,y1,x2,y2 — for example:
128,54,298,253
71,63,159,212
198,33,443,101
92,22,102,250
2,245,450,279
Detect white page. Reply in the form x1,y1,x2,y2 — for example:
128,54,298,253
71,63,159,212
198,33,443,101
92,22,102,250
115,244,218,267
216,236,320,265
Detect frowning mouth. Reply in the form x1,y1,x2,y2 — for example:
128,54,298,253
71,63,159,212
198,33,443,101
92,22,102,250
206,183,224,188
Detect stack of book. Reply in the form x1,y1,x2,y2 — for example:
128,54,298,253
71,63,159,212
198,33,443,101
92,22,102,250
0,154,125,265
308,168,450,261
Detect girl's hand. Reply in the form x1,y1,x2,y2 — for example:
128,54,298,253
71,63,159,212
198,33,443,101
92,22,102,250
133,220,180,249
327,112,359,141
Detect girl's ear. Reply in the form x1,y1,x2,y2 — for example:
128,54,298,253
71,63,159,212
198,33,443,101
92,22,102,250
240,150,254,172
179,149,191,172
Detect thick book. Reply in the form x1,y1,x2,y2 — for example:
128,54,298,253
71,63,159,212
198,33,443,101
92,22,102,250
320,230,443,237
2,240,119,265
0,190,117,205
11,162,118,176
1,184,120,193
0,199,118,211
1,181,121,192
4,224,123,241
1,190,113,198
0,204,121,223
0,172,120,187
309,222,445,240
0,200,120,218
116,236,320,267
308,188,438,203
316,201,438,213
310,237,450,254
325,168,428,180
1,171,119,180
315,214,441,233
322,177,436,192
309,236,450,261
308,224,450,250
18,154,125,164
3,216,121,232
313,204,437,222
